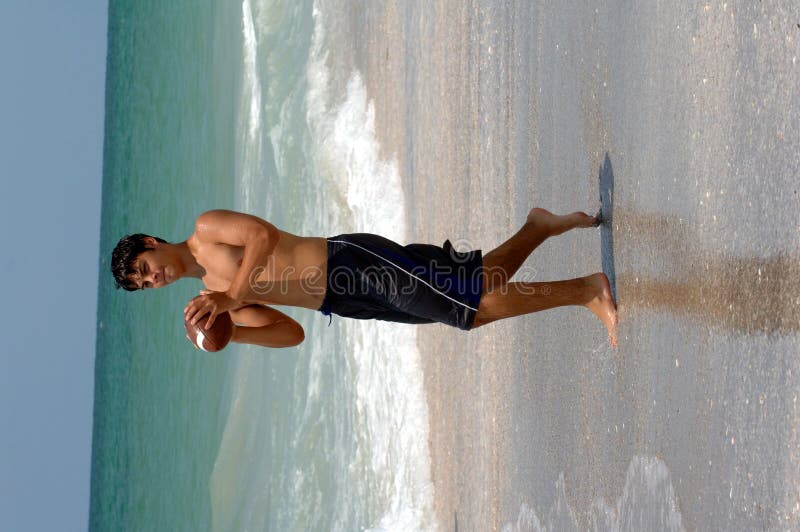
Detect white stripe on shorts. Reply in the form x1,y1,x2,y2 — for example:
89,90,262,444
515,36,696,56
328,239,480,312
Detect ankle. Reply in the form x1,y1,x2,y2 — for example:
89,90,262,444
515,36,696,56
578,276,598,304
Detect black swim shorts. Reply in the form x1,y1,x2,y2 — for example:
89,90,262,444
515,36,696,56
318,233,484,330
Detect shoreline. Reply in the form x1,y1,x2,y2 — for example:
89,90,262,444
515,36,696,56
360,3,517,529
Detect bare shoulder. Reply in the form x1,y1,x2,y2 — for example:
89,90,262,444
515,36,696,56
192,209,279,245
194,209,275,232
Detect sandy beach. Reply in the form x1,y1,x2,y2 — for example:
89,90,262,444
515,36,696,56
359,1,800,530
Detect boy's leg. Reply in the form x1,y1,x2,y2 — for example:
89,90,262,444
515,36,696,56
482,208,597,291
471,273,618,345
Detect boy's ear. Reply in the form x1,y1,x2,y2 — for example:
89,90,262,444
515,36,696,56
143,237,158,248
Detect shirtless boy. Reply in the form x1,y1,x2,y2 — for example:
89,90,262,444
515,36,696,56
111,208,618,348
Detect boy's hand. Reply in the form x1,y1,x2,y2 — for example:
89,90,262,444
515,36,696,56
184,289,239,329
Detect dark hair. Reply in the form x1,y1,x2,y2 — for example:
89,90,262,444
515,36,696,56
111,234,167,291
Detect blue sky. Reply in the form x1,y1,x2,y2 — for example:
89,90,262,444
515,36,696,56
0,2,106,530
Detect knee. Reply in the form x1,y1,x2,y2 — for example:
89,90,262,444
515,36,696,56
469,312,486,329
469,296,497,329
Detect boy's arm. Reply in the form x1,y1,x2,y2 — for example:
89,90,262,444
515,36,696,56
186,209,280,327
229,304,305,348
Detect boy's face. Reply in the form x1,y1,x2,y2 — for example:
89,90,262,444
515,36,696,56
129,240,177,290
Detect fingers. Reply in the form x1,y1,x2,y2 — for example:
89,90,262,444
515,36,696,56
205,308,218,330
184,290,233,329
185,306,210,326
184,298,198,323
184,295,214,326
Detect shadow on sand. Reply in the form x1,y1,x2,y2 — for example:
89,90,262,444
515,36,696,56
598,153,798,335
618,209,800,335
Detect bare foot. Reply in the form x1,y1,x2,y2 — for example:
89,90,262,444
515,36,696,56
526,207,598,236
584,273,618,347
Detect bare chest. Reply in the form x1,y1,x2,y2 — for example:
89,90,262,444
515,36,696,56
196,243,244,292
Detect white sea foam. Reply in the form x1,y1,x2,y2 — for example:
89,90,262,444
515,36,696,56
501,456,685,532
236,0,263,212
212,1,435,530
304,3,436,530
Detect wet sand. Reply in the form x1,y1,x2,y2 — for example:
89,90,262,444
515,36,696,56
358,1,800,530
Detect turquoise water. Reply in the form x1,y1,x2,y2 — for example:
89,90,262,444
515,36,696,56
92,2,238,530
91,1,434,530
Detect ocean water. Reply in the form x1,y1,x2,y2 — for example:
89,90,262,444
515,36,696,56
92,0,433,530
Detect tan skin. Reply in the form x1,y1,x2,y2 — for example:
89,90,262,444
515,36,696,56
130,209,618,349
131,210,323,348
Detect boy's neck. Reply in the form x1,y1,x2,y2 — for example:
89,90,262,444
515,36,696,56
175,241,206,279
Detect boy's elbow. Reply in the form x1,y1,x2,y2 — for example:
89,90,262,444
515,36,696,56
271,324,304,348
247,220,279,249
290,325,305,346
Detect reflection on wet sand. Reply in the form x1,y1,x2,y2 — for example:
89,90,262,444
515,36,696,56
618,210,800,335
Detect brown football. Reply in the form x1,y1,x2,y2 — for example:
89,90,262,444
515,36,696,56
184,311,234,352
